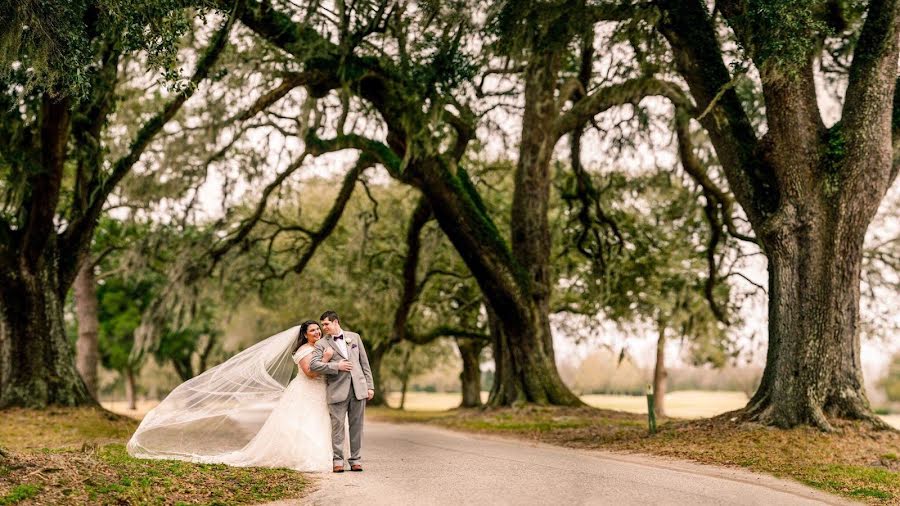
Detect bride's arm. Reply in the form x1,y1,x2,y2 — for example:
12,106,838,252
309,342,340,375
298,354,319,379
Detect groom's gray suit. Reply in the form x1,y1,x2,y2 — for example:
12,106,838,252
309,330,374,467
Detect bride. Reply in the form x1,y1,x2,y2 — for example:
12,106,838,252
127,321,334,472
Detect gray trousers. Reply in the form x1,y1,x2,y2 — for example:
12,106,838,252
329,383,365,466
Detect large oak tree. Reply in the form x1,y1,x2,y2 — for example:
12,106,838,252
0,3,235,407
653,0,899,429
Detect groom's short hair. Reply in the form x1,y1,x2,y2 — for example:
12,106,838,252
320,310,339,322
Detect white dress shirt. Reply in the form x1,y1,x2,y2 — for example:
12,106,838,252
333,334,348,358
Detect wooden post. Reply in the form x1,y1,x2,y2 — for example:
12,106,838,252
646,384,657,434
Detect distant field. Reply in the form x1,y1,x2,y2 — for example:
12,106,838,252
104,392,900,428
101,400,159,420
383,390,746,418
581,391,749,418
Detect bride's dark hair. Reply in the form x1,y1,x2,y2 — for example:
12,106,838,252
294,320,319,353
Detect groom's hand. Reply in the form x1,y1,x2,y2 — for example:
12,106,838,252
366,389,374,401
337,360,353,372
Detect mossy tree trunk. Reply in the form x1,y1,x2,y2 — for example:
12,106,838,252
0,95,94,408
0,246,94,408
411,160,582,406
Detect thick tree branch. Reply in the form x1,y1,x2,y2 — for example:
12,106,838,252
408,326,490,344
391,197,433,345
555,77,694,140
675,111,757,244
699,187,729,324
209,151,311,263
842,0,900,180
588,2,654,22
21,94,70,270
233,71,338,122
657,0,776,225
281,156,371,276
304,130,403,177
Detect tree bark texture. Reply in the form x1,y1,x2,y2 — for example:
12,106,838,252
653,324,666,418
0,254,94,408
74,260,100,399
457,337,485,408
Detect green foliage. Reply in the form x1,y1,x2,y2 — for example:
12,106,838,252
154,303,221,381
488,0,595,58
96,277,155,372
731,0,831,79
382,340,453,392
557,169,738,366
0,0,199,97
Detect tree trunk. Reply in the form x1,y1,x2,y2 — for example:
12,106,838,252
74,259,100,399
512,50,560,359
197,333,218,374
657,0,899,429
744,211,884,430
398,348,411,410
653,323,667,418
457,337,484,408
411,160,581,406
0,259,94,408
124,367,137,411
172,358,194,383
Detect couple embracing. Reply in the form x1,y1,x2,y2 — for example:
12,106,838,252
298,311,374,472
127,310,374,473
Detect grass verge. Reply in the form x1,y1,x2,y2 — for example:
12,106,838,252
0,407,309,505
369,405,900,505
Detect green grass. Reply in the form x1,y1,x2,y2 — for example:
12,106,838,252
0,484,41,505
369,405,900,505
0,408,310,505
802,464,898,501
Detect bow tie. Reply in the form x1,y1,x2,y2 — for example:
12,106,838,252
334,335,344,341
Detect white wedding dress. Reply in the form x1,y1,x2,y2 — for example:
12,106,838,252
127,327,332,472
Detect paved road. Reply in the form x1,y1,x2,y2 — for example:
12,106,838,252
264,421,853,506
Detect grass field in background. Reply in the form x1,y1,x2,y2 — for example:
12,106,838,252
105,391,900,428
384,390,748,417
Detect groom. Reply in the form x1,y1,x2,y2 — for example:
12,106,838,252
309,310,374,473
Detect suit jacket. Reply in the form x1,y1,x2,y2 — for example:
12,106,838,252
309,330,374,404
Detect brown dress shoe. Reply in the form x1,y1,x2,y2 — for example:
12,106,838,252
350,464,363,472
333,465,344,473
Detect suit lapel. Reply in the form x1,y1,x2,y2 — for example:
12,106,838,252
345,334,356,361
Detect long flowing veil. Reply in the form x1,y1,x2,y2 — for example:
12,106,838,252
127,325,300,461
